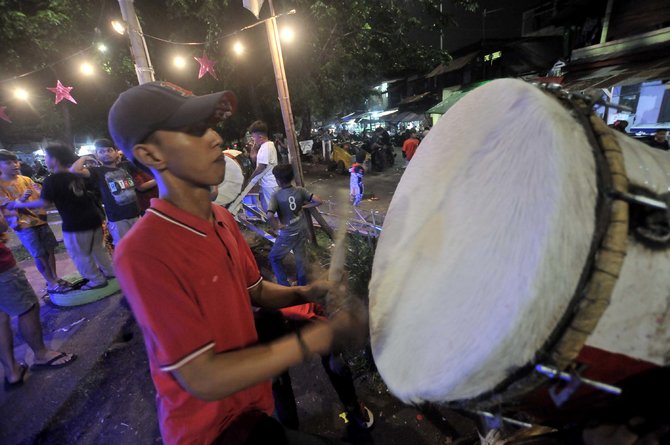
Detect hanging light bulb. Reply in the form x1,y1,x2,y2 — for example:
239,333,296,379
80,62,95,76
14,88,29,101
173,56,187,68
233,41,245,56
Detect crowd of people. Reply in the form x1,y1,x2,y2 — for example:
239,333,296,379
0,81,375,444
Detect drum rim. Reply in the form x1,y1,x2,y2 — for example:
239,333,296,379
452,85,631,410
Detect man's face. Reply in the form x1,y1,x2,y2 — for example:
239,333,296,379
45,154,57,172
150,127,226,187
655,131,668,142
0,159,20,177
250,132,265,146
96,146,119,165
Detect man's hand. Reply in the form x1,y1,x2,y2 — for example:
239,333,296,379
299,279,333,303
20,189,33,202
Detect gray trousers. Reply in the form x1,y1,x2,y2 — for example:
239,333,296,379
62,227,114,286
107,217,139,246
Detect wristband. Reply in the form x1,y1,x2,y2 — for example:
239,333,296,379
295,329,313,361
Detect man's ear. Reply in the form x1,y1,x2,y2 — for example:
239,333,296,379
132,142,166,172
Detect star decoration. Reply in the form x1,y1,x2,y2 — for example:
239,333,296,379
0,106,11,123
47,80,77,104
194,53,218,80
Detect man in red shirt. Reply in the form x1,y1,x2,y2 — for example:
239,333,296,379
402,130,420,164
109,81,363,445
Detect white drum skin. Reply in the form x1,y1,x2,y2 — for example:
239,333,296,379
368,79,670,406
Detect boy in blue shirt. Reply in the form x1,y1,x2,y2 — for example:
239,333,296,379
266,165,322,286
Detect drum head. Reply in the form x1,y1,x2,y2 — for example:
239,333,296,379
369,79,598,404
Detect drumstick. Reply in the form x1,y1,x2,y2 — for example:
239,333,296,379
326,189,351,311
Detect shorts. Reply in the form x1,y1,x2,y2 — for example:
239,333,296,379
15,224,58,259
0,265,39,316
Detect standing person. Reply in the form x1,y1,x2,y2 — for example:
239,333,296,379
266,164,322,287
0,212,76,388
19,161,35,179
349,163,364,206
108,81,363,445
70,139,140,246
126,163,158,214
647,129,669,151
402,130,420,165
8,143,114,290
249,121,279,212
0,149,69,294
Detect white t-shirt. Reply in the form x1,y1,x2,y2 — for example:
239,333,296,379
256,141,279,189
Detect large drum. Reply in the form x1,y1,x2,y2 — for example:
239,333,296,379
369,79,670,415
215,149,254,207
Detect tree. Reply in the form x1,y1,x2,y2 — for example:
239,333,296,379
0,0,136,146
0,0,478,146
162,0,479,138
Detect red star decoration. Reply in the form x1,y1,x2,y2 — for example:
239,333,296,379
0,106,11,123
47,80,77,104
194,53,219,80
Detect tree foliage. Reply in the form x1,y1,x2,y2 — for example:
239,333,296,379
0,0,478,145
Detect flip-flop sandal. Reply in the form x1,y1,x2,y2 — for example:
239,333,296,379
79,281,108,291
31,352,77,371
4,363,28,390
47,282,74,294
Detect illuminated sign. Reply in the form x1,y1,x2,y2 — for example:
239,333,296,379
483,51,502,63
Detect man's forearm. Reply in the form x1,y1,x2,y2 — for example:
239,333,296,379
70,156,91,176
12,198,50,209
251,280,311,309
135,179,156,191
250,163,267,181
173,321,334,401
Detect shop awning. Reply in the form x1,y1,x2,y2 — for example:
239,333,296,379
383,111,427,123
561,59,670,91
398,92,433,105
426,52,479,78
427,81,490,115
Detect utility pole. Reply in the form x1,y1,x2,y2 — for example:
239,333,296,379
117,0,155,84
264,0,333,239
264,0,304,186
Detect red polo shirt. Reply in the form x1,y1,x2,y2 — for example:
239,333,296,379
114,199,273,445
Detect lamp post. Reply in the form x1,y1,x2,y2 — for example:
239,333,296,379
264,0,304,186
116,0,155,84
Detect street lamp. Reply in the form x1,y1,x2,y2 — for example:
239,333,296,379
232,41,245,56
14,88,29,101
111,20,126,35
97,43,108,53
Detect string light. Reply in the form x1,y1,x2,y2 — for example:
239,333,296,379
97,43,108,53
233,41,245,56
80,62,95,75
173,56,187,68
14,88,29,101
